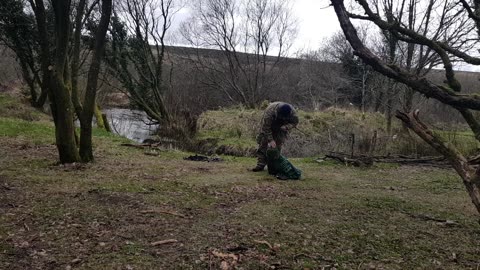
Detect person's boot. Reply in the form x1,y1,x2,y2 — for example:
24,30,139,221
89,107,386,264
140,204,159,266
251,164,265,172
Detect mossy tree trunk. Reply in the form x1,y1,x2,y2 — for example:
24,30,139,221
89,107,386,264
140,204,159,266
78,0,112,162
94,104,106,129
51,77,80,163
49,0,81,163
28,0,112,163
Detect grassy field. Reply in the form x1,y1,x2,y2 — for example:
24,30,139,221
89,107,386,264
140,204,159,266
1,94,480,269
197,106,480,158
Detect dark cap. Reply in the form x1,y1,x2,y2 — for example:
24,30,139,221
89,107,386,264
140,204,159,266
278,103,292,118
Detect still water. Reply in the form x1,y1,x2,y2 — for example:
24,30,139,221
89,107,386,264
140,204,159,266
103,108,158,142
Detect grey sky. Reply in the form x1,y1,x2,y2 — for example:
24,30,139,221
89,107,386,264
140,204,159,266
292,0,340,52
169,0,341,54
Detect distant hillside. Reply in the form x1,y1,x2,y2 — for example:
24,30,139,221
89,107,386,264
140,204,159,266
163,45,480,85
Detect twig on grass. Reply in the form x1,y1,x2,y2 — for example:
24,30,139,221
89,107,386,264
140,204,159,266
140,209,187,218
253,239,274,249
151,239,178,246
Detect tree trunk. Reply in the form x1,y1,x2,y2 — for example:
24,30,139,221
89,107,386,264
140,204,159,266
51,76,81,163
386,94,393,133
79,0,112,162
374,91,384,112
34,88,48,109
50,0,81,163
404,88,415,112
102,113,112,132
30,0,52,109
463,171,480,214
70,0,86,120
94,103,106,129
396,110,480,214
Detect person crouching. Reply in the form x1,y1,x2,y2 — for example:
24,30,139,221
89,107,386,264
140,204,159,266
251,102,299,172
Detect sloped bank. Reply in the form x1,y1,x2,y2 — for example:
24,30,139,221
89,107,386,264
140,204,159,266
194,107,478,158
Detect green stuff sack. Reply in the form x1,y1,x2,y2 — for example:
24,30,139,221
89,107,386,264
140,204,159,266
266,148,302,180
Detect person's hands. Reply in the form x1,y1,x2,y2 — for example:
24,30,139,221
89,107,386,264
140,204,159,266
268,140,277,148
280,125,289,131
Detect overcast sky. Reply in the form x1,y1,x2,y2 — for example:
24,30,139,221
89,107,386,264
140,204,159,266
291,0,341,52
170,0,341,54
169,0,478,71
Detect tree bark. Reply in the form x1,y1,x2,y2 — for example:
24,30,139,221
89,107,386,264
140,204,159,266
79,0,112,162
374,91,384,112
71,0,87,120
30,0,53,109
457,108,480,142
102,113,112,132
404,88,415,112
94,103,106,129
49,0,81,163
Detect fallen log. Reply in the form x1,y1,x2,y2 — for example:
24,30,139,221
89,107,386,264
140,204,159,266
375,156,446,164
120,143,160,149
184,154,223,162
324,152,373,167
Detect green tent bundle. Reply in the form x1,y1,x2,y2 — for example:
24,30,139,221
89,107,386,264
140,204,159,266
266,148,302,180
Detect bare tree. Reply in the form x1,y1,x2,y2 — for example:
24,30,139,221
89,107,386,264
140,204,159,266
370,0,473,132
330,0,480,214
76,0,113,161
25,0,112,163
70,0,110,131
0,0,48,108
105,0,180,126
181,0,297,108
297,49,351,110
320,30,379,112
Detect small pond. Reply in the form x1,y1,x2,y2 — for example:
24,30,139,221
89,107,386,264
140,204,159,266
103,108,158,143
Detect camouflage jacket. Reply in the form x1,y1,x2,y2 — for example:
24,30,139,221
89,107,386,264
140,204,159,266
259,102,299,142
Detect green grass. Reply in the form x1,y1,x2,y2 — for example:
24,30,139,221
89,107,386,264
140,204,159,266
0,117,54,144
196,108,260,154
1,94,480,269
0,92,129,145
435,130,479,156
196,107,479,158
